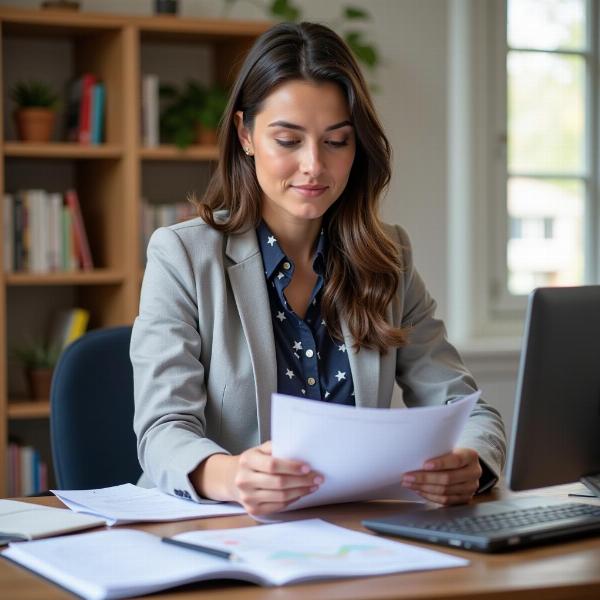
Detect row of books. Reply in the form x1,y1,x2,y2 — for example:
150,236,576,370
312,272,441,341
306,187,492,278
6,443,48,497
140,200,197,256
3,189,93,273
66,73,105,145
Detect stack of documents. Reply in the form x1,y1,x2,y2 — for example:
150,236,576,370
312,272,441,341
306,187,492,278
2,519,469,599
52,484,245,525
271,391,480,511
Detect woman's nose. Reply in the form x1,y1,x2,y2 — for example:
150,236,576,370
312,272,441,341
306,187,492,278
299,143,324,177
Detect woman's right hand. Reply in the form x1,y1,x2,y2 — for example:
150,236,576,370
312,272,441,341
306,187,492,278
231,441,323,515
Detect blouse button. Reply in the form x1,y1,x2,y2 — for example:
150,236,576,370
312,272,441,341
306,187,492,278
305,349,314,358
283,261,291,270
307,377,316,386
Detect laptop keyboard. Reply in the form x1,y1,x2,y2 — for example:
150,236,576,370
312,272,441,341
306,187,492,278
407,502,600,534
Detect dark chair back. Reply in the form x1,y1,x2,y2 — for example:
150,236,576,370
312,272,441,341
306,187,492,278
50,326,142,489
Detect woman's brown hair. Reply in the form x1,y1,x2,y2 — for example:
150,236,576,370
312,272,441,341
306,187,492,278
197,21,407,352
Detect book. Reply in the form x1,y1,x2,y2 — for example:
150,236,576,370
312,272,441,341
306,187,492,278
0,500,104,543
91,82,105,144
65,189,93,270
78,74,96,144
142,74,159,147
2,519,468,600
3,194,13,272
48,307,90,352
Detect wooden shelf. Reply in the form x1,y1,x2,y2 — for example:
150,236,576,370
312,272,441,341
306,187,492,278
140,145,219,161
3,142,123,159
5,269,125,286
0,3,266,499
7,400,50,420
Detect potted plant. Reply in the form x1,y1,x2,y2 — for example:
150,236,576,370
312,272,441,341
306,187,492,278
196,85,228,145
13,341,60,401
10,81,59,143
159,81,228,149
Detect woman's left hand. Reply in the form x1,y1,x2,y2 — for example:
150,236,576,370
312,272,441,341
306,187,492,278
401,447,482,505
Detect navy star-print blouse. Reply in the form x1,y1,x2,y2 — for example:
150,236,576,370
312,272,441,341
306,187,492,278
256,222,355,405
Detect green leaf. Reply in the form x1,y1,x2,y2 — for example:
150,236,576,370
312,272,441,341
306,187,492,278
344,7,370,20
270,0,301,22
344,31,378,69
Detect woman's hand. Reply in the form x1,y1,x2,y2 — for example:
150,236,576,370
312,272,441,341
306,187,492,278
401,447,482,505
231,441,323,516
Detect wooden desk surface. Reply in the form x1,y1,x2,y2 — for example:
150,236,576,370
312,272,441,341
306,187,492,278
2,484,600,600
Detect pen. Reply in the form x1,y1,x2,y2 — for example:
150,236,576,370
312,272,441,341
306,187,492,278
161,537,242,561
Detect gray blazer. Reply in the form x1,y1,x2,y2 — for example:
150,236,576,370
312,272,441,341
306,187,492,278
130,217,506,501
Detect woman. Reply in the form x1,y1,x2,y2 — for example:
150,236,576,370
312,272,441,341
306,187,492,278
131,22,506,516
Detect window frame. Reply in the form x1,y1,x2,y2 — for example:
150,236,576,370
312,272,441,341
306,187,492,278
447,0,600,350
490,0,599,314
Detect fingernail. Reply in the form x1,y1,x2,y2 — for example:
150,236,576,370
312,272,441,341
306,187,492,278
403,475,415,483
300,465,310,474
313,475,324,484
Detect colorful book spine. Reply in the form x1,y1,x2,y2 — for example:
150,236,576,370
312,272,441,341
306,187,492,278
91,82,105,144
78,74,96,144
65,189,93,270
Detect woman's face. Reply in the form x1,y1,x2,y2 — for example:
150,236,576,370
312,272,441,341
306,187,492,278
236,79,356,226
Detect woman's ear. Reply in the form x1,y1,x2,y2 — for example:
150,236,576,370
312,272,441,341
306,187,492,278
234,110,254,156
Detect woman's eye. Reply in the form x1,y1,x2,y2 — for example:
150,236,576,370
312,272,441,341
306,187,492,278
327,140,348,147
275,139,300,147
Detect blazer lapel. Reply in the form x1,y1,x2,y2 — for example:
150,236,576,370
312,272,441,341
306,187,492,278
226,229,277,441
342,320,380,408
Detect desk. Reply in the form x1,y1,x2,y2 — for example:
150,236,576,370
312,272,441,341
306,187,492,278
2,483,599,600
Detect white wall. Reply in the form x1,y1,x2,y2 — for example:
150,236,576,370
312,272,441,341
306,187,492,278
1,0,519,434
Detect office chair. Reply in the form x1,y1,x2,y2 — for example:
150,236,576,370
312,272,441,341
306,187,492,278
50,326,142,489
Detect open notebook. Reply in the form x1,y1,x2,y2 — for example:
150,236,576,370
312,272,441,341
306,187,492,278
3,519,468,599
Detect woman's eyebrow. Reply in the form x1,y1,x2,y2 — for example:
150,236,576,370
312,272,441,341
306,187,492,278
267,120,353,131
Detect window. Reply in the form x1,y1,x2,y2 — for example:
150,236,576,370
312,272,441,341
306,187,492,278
497,0,594,306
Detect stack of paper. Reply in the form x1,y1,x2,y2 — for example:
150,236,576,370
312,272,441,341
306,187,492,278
271,391,480,511
52,484,245,525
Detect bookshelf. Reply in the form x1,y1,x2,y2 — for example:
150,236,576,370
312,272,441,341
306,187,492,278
0,6,269,497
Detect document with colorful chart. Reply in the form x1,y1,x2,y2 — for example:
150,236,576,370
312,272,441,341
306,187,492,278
3,519,468,599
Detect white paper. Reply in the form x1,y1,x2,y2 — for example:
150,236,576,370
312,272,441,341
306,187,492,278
271,391,480,511
51,484,245,525
2,519,468,599
175,518,469,585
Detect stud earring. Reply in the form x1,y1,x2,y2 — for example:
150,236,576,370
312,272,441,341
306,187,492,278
244,146,253,156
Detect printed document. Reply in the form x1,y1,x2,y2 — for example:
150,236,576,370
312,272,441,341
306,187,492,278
52,483,245,525
271,391,480,510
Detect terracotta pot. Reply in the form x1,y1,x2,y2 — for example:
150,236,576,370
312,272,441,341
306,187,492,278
195,124,218,146
14,108,56,143
26,367,53,400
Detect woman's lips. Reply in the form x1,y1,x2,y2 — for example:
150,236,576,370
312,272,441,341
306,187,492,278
291,185,328,197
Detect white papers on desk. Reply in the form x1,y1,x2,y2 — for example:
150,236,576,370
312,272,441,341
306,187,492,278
272,391,480,511
51,483,245,525
3,519,468,599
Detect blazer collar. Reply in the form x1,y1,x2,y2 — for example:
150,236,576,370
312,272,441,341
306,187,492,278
226,227,276,441
225,226,260,264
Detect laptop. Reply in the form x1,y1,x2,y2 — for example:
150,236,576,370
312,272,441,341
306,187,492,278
363,286,600,552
